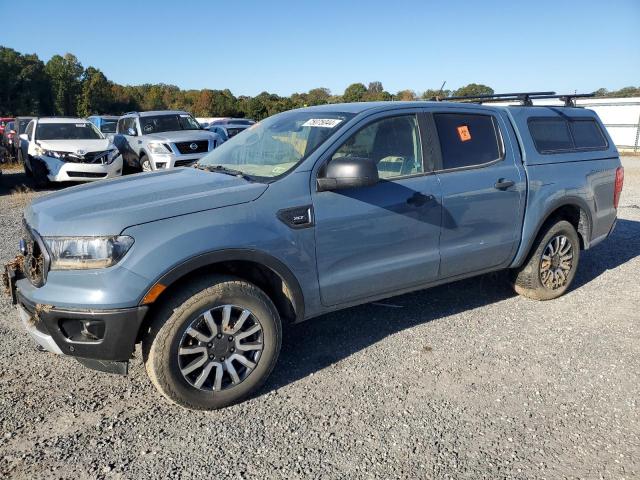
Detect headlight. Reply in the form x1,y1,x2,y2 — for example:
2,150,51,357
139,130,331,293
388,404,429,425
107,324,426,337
43,236,134,270
106,148,120,164
148,142,171,155
34,145,64,158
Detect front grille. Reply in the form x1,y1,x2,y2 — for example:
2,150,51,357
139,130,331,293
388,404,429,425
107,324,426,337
174,141,208,154
64,150,110,164
67,171,108,178
174,159,196,168
21,222,47,287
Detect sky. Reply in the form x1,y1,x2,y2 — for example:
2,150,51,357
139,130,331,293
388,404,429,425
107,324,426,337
1,0,638,97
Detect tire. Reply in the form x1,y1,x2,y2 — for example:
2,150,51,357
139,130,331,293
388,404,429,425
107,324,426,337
142,275,282,410
19,150,32,178
511,219,580,300
31,157,50,188
140,155,152,172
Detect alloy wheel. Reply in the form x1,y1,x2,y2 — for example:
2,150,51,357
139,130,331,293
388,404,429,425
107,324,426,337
177,305,264,391
539,234,573,290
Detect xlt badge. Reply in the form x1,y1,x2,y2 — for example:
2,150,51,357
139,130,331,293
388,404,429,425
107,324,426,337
277,205,314,229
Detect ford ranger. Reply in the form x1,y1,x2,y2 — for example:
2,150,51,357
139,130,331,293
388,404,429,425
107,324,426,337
3,94,624,410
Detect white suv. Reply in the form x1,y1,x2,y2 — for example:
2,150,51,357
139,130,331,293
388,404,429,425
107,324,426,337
113,111,223,171
20,117,123,185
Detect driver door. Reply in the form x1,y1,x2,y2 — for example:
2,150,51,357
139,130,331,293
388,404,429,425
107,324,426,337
312,111,442,306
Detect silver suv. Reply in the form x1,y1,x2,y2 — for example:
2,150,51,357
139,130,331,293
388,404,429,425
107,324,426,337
113,111,223,171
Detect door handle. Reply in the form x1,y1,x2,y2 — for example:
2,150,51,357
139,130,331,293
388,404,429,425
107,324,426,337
494,179,515,190
406,192,434,207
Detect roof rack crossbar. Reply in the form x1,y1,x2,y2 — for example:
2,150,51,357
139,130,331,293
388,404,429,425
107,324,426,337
432,91,596,107
431,91,555,105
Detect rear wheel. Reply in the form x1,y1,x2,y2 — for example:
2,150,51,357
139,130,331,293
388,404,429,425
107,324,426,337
142,276,282,410
511,219,580,300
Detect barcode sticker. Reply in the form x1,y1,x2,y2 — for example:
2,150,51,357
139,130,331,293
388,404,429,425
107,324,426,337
302,118,343,128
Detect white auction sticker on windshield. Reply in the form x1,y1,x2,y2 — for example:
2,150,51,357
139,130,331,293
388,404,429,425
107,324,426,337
302,118,342,128
75,123,87,127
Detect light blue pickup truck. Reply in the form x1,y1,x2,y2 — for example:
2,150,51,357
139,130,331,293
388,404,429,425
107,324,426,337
3,92,624,410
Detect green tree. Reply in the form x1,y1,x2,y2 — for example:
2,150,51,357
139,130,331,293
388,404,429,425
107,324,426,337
45,53,84,115
363,82,392,101
306,88,331,106
395,89,417,101
78,67,113,116
452,83,494,97
421,88,451,100
343,83,367,102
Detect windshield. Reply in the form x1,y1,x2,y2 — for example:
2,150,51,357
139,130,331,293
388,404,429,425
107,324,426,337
198,110,354,178
100,120,118,133
140,114,200,134
36,122,103,140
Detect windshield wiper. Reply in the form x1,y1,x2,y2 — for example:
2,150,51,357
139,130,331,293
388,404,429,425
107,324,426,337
194,164,254,181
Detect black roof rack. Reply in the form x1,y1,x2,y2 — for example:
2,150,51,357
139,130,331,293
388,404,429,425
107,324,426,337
431,91,596,107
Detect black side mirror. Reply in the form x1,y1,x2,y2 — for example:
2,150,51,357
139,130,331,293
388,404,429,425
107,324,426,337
126,127,137,136
317,156,379,192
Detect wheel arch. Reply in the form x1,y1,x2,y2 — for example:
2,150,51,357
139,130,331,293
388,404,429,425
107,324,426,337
515,197,593,267
136,249,305,342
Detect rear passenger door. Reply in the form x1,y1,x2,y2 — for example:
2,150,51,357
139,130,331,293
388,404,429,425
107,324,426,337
430,109,525,278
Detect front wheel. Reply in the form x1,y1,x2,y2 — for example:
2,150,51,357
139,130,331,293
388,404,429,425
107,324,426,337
511,219,580,300
140,155,153,172
142,276,282,410
19,150,32,178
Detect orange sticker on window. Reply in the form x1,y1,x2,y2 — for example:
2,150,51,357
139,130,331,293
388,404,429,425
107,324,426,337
457,125,471,142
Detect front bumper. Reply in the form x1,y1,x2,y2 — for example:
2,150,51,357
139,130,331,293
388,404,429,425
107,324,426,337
148,152,205,169
14,291,147,362
40,155,123,182
4,261,147,373
16,290,148,361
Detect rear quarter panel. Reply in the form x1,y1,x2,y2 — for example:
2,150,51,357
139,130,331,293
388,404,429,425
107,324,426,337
507,107,621,266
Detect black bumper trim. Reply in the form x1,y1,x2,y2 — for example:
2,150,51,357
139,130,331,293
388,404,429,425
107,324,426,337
17,291,148,361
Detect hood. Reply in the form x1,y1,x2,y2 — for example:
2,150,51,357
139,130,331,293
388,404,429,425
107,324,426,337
25,168,268,236
37,139,113,153
143,130,216,143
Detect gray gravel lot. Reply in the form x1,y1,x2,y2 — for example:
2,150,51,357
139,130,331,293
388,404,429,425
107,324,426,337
0,158,639,479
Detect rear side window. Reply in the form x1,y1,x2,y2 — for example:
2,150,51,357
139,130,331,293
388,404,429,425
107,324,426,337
434,113,502,170
528,117,607,153
569,120,607,149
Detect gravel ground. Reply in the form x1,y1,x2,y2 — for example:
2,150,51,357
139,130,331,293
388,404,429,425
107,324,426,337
0,158,639,479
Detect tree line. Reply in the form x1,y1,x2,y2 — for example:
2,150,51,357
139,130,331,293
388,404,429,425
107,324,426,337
1,46,639,120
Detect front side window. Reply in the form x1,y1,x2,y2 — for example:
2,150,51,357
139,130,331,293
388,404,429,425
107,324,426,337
139,114,200,134
331,115,423,179
198,110,354,179
434,113,502,170
36,122,103,140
